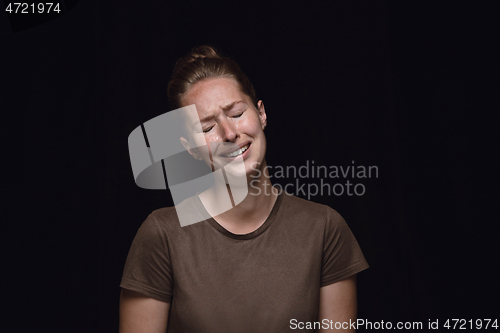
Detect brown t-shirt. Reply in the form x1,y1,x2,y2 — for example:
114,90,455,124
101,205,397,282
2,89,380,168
120,191,369,332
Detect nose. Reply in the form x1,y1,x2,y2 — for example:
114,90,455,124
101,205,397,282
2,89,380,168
219,117,237,142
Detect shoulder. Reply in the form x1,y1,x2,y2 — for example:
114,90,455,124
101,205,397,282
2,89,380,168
281,192,344,226
144,205,184,236
147,193,202,227
128,206,177,246
150,206,179,226
144,195,209,239
128,205,178,244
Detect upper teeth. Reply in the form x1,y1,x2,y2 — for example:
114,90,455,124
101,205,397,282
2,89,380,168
225,144,249,157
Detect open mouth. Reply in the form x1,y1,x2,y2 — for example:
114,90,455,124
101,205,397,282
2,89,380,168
222,143,250,158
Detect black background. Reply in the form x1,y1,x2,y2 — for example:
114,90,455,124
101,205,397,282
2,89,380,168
3,1,498,332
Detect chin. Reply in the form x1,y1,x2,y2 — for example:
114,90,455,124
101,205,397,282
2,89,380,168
244,158,263,176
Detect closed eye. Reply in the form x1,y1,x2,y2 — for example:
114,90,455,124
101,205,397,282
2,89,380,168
233,112,244,118
203,125,214,133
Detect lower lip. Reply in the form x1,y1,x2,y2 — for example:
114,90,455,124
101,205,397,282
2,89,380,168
222,143,251,160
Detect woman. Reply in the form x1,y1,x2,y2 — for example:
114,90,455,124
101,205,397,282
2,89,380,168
120,45,368,332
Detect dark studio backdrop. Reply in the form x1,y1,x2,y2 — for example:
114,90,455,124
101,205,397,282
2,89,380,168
3,1,498,332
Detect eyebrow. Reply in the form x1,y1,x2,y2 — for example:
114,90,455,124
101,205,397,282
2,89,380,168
193,101,246,127
197,114,214,124
221,100,245,110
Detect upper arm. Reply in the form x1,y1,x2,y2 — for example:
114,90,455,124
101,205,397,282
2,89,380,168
317,275,357,332
119,288,171,333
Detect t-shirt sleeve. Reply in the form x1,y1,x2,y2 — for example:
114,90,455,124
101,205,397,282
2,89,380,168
321,206,369,287
120,213,173,303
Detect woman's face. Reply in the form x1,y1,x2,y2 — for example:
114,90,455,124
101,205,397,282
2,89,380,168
180,77,267,178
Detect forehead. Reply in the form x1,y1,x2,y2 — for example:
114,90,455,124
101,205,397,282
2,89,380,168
181,77,248,115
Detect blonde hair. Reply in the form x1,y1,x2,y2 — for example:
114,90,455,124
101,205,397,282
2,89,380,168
167,45,258,110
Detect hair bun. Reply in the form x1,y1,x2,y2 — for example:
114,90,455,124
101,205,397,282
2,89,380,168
168,45,258,110
185,45,222,63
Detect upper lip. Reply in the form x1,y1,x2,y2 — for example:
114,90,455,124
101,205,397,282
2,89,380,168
219,142,250,156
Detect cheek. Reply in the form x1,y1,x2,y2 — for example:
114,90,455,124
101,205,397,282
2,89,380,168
191,135,212,158
206,136,219,156
195,133,218,147
239,115,262,136
191,133,206,145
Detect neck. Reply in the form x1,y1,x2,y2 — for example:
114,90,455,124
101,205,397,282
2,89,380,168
200,160,278,234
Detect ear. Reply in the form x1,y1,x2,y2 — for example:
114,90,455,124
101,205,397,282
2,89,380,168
180,136,203,160
257,100,267,130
